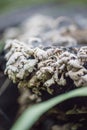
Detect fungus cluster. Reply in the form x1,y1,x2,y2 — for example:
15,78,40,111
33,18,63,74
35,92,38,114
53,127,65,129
4,39,87,95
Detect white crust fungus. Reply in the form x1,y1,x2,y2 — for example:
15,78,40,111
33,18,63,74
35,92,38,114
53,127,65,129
4,39,87,95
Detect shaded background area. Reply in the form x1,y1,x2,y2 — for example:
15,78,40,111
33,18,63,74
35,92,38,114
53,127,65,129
0,0,87,31
0,0,87,14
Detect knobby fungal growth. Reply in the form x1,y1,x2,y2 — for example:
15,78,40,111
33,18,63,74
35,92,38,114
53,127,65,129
4,15,87,96
4,39,87,95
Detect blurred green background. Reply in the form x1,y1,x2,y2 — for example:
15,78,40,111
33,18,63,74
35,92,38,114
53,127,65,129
0,0,87,14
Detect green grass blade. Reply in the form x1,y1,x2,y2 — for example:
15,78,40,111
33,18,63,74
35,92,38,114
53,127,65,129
11,87,87,130
0,40,5,53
